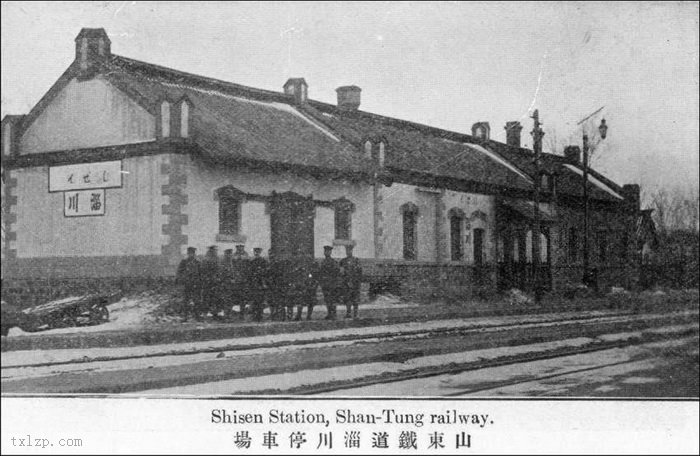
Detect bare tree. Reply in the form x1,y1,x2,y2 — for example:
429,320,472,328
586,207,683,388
649,186,700,234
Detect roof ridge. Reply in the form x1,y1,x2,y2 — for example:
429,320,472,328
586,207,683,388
110,54,288,101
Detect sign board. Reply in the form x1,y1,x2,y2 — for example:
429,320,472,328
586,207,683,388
49,160,122,192
64,189,106,217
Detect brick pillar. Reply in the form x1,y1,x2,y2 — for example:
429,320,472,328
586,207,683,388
3,169,18,260
161,154,189,270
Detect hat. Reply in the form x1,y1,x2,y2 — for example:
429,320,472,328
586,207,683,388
208,245,217,250
187,247,196,253
253,247,263,253
323,245,334,251
235,244,246,250
224,249,233,254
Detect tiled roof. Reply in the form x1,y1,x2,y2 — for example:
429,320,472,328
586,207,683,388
20,52,627,200
485,140,625,202
100,55,537,191
301,105,534,191
104,56,368,175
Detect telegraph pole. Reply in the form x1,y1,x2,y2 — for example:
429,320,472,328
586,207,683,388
582,133,590,286
531,109,545,303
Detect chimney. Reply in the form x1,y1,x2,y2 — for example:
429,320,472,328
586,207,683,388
564,145,581,164
75,28,111,71
471,122,490,141
336,85,361,111
622,184,641,211
504,121,523,148
283,78,308,105
2,115,23,157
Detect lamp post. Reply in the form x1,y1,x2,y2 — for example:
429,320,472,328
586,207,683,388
582,118,608,288
531,109,545,303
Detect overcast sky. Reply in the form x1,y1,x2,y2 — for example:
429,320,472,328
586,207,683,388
2,1,698,197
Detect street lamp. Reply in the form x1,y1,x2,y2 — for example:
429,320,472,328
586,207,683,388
582,117,609,289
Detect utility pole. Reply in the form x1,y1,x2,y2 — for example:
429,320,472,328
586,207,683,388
582,133,590,287
577,110,607,289
531,109,545,303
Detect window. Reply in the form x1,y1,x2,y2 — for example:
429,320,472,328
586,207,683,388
540,231,548,263
525,230,533,263
378,141,386,167
401,203,418,260
450,212,464,261
215,186,246,237
597,231,608,263
364,140,372,158
180,101,189,137
219,197,240,235
160,101,171,137
569,227,578,261
473,228,485,266
332,198,355,241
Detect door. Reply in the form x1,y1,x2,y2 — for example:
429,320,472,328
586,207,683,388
270,191,315,258
473,228,484,266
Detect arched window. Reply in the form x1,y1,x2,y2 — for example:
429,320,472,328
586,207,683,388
333,198,355,241
364,140,372,158
525,230,533,263
448,208,466,261
160,101,171,137
378,141,386,167
540,232,548,263
215,186,246,237
401,202,419,260
180,101,189,137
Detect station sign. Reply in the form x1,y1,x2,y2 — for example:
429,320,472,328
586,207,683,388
63,189,106,217
49,160,122,192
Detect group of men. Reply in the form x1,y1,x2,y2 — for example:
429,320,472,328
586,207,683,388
175,244,363,322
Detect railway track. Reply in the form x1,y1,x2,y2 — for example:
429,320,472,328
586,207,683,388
294,332,699,396
3,310,695,373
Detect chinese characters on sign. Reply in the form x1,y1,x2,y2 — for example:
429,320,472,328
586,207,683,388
64,189,105,217
49,160,122,192
50,161,120,217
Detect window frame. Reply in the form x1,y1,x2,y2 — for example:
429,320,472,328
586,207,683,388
214,186,247,243
401,202,419,261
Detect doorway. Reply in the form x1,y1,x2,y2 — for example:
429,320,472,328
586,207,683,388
269,191,315,258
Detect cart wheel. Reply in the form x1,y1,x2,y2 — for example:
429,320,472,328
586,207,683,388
53,314,78,328
89,305,109,325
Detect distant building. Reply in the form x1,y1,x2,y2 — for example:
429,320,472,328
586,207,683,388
1,28,647,297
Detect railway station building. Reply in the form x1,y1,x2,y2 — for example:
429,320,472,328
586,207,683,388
2,28,645,300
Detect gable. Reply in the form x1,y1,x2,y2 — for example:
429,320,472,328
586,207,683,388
19,77,155,154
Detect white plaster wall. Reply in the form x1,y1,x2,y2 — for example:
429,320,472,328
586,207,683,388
14,155,166,258
378,183,438,261
20,77,155,154
442,190,496,264
183,161,374,259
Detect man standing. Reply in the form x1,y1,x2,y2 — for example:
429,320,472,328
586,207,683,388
340,245,362,319
266,249,284,321
176,247,201,320
232,245,250,320
200,245,220,319
302,252,319,320
249,247,268,322
218,249,235,320
317,245,340,320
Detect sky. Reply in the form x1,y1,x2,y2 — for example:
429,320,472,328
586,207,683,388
2,1,698,197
